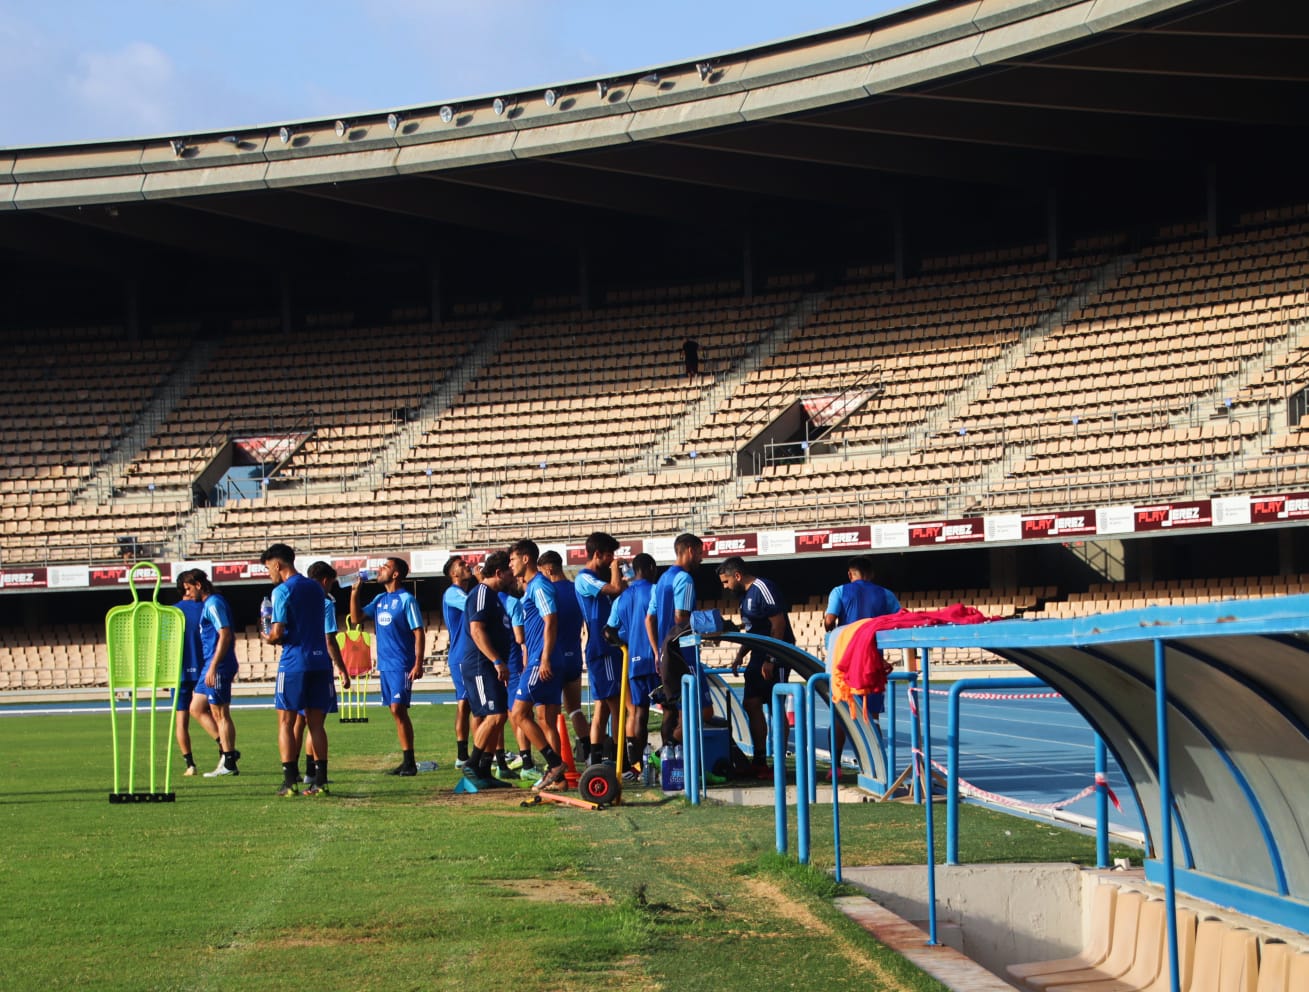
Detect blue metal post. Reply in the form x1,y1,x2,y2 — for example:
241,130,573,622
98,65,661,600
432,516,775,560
803,673,823,804
945,677,1048,865
1095,735,1109,870
910,679,923,803
920,646,939,945
1155,639,1180,992
772,683,810,863
886,671,918,797
680,673,701,806
807,673,842,880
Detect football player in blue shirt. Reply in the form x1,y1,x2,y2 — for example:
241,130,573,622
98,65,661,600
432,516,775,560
538,550,589,762
717,557,796,778
574,532,626,766
455,551,517,790
442,556,476,768
351,556,426,777
261,544,334,796
508,539,568,791
822,556,903,774
645,532,706,748
179,568,241,779
605,553,657,777
500,588,535,776
172,573,206,777
300,561,352,785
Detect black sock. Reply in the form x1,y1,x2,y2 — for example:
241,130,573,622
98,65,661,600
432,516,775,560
315,760,328,787
223,750,238,769
469,746,485,768
183,752,195,768
479,753,495,778
541,746,562,769
456,739,469,762
519,748,534,768
402,748,415,769
282,761,298,785
495,749,510,770
306,758,318,779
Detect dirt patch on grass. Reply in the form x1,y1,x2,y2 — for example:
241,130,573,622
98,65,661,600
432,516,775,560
493,877,612,904
741,877,902,986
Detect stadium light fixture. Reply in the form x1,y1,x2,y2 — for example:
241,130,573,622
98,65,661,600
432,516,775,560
169,138,187,158
278,126,293,144
596,80,609,100
493,97,507,116
543,88,559,108
638,72,660,86
387,112,402,131
334,119,347,138
439,105,455,124
219,135,239,145
696,61,717,82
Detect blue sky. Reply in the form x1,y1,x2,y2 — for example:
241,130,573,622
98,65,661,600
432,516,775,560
0,1,912,149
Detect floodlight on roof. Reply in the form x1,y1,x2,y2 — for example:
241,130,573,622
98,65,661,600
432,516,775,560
219,134,239,145
493,97,507,116
596,80,609,100
334,119,347,137
439,105,455,124
278,126,292,144
387,112,401,131
544,88,559,108
696,61,717,82
638,72,660,86
169,138,187,157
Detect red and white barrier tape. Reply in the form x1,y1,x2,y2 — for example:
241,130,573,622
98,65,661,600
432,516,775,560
911,686,1063,701
914,750,1121,813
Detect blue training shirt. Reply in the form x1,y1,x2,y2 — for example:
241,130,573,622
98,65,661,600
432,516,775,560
272,572,332,673
647,565,696,649
199,592,239,675
826,579,901,625
178,599,205,681
443,584,468,662
741,576,795,643
607,578,655,677
521,572,558,669
575,568,621,667
499,593,524,675
458,583,512,671
363,589,424,672
552,578,584,671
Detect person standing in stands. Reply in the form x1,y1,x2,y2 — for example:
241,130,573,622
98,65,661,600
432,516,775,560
645,532,706,748
182,568,241,779
454,551,517,790
605,552,658,777
442,556,477,768
300,561,351,785
538,550,589,763
716,556,796,779
261,544,332,796
173,573,207,777
823,556,902,772
508,539,568,791
574,532,627,766
681,337,700,380
351,556,425,777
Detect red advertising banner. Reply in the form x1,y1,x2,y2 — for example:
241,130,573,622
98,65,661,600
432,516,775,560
1134,500,1213,531
702,533,758,558
908,518,986,546
567,539,645,566
89,564,171,587
795,526,873,553
1250,493,1309,523
1021,512,1098,540
0,567,47,590
212,561,268,583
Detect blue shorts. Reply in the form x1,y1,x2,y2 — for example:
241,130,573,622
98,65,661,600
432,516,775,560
587,650,621,702
276,669,334,713
559,649,583,684
628,673,661,708
197,671,235,707
514,664,562,707
174,680,197,712
463,660,508,718
449,652,467,702
743,654,788,701
506,656,523,701
306,677,339,715
378,669,413,709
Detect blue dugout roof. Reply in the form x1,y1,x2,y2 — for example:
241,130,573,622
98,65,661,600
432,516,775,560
875,595,1309,933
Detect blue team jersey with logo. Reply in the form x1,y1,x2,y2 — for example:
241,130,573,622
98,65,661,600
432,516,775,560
499,593,524,672
521,573,558,669
741,576,795,643
199,593,239,675
574,569,620,666
607,578,655,677
443,584,468,662
364,589,424,672
272,573,332,673
323,596,338,636
552,578,583,668
826,580,900,625
458,583,512,670
178,599,205,681
647,565,696,649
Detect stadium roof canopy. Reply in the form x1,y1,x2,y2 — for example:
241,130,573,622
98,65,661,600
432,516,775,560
2,0,1307,322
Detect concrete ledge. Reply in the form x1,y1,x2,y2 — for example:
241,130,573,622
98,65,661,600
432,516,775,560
835,895,1019,991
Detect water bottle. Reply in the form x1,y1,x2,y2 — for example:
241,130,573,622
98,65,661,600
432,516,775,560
259,596,273,637
416,760,439,772
620,562,634,580
641,745,655,787
673,744,682,762
357,567,370,583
